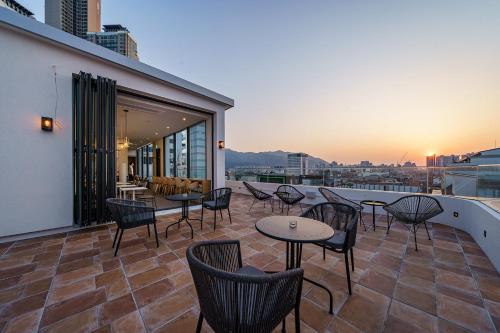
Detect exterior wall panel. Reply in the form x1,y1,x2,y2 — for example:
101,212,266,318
0,22,229,237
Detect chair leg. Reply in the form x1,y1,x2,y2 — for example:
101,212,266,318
282,318,286,332
228,208,232,224
413,224,418,251
350,248,354,271
200,206,204,230
196,313,203,333
323,246,326,260
153,222,159,248
147,224,150,237
219,209,223,220
249,198,256,212
114,229,124,257
386,216,394,235
359,210,367,232
112,227,119,248
295,304,301,333
344,252,352,295
213,210,217,230
299,202,303,213
424,222,431,240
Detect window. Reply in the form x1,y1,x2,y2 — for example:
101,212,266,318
189,122,206,179
164,135,175,176
175,129,188,177
142,145,148,178
161,121,207,178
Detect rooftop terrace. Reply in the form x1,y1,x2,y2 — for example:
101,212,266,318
0,193,499,332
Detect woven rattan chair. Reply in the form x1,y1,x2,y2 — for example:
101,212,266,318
274,185,305,215
383,195,443,251
242,181,274,212
319,187,367,231
106,198,159,256
187,240,304,333
201,188,232,230
301,202,358,294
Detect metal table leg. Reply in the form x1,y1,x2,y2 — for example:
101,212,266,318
165,200,194,239
286,241,333,314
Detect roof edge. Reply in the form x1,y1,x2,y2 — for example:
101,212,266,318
0,8,234,108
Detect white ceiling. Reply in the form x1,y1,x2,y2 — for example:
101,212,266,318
117,94,209,149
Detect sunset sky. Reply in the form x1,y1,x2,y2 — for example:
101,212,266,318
28,0,500,165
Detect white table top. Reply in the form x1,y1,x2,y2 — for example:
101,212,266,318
116,182,131,185
116,184,137,188
120,187,147,192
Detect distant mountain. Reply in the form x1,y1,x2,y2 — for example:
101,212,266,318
225,149,330,169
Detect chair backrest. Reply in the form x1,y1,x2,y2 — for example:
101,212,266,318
301,202,358,251
243,181,269,200
383,195,443,223
318,187,361,210
276,185,303,196
206,187,232,209
187,240,303,333
301,202,356,231
275,185,305,205
106,198,154,229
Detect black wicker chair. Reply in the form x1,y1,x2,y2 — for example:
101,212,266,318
242,181,273,212
301,202,358,294
106,198,159,256
201,188,232,230
187,240,304,333
274,185,305,215
319,187,367,231
383,195,443,251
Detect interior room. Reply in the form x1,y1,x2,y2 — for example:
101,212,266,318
116,91,213,210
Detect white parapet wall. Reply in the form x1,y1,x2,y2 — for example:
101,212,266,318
226,180,500,272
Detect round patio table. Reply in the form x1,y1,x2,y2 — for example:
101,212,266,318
360,200,387,231
165,193,202,239
256,216,335,314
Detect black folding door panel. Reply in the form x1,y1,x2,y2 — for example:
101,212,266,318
73,72,116,226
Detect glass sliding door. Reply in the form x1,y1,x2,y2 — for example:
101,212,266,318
164,135,175,176
136,148,142,177
147,144,153,179
189,122,206,179
175,129,188,177
142,146,148,178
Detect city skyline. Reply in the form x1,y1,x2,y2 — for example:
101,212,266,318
26,0,500,165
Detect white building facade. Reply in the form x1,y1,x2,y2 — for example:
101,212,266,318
0,8,233,237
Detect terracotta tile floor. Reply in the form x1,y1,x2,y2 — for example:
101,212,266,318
0,193,499,332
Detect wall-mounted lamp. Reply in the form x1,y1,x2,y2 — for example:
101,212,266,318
218,140,225,149
41,117,53,132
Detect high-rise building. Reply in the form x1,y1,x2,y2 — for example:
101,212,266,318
287,153,309,176
426,154,436,167
45,0,100,38
1,0,34,18
435,155,458,167
86,24,139,60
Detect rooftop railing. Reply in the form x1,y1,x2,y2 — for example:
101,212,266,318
226,164,500,199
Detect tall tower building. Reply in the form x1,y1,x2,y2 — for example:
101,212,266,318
45,0,100,38
1,0,34,18
86,25,139,60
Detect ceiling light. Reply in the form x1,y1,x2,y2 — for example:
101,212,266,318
182,117,186,121
155,132,159,135
166,126,170,129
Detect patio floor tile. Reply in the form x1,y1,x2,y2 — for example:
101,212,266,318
436,293,495,332
0,193,497,332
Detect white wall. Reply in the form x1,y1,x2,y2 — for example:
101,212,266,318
0,24,229,237
227,181,500,272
